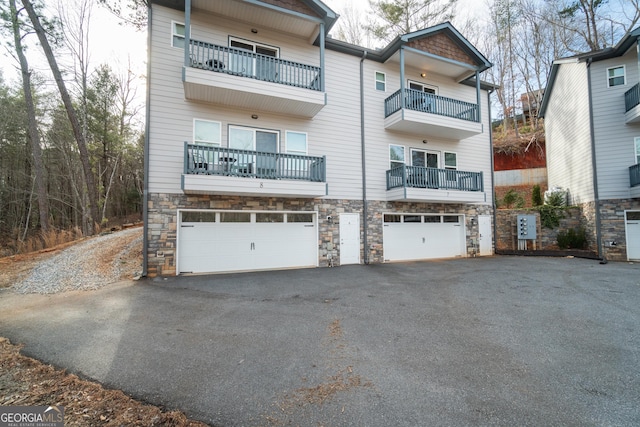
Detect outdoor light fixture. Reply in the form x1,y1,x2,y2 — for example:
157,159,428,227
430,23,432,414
422,139,428,144
420,73,427,78
251,114,259,119
251,28,258,33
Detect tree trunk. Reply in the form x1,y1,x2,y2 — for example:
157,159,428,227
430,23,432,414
9,0,50,233
21,0,101,234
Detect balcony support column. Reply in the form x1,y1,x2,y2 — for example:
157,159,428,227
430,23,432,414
183,0,191,68
476,70,481,122
400,47,406,108
319,23,325,92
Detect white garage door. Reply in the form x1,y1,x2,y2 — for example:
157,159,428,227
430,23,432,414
625,211,640,261
383,213,466,262
178,211,318,274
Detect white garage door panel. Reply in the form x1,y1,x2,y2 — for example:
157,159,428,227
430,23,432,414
178,212,317,274
252,223,317,270
383,216,465,262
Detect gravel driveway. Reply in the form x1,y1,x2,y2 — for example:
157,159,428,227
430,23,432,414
0,256,639,426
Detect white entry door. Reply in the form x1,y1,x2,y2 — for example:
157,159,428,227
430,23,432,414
478,215,492,256
625,211,640,260
339,213,360,265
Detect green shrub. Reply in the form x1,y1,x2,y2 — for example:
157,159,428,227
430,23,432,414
537,205,564,229
557,227,588,249
501,189,525,209
546,191,566,207
532,185,543,206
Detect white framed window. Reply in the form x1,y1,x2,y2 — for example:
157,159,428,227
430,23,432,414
193,119,221,145
635,137,640,164
444,152,457,170
172,21,185,48
285,131,308,173
389,144,405,169
411,148,439,168
409,80,437,94
285,131,307,155
375,71,386,91
607,65,625,87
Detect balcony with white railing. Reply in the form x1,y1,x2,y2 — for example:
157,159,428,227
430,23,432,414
386,165,486,203
182,143,327,198
384,89,483,139
183,40,326,118
625,83,640,124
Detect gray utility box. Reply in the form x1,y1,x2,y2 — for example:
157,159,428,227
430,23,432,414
517,214,537,239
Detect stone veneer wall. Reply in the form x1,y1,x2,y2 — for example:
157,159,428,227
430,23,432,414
495,207,595,251
598,198,640,261
147,193,494,276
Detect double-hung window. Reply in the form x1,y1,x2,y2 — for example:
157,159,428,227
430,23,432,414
190,119,221,169
172,22,185,48
285,131,308,175
375,72,386,91
444,152,457,170
389,145,405,169
607,66,625,87
635,137,640,164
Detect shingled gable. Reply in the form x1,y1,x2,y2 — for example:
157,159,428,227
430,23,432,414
369,22,492,72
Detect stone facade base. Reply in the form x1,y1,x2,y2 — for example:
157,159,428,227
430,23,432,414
145,193,494,276
495,198,640,261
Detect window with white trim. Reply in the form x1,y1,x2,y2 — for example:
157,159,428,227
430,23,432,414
607,66,625,87
389,144,405,169
635,137,640,164
375,72,386,91
444,152,457,170
172,21,185,48
285,131,308,173
193,119,221,145
286,131,307,155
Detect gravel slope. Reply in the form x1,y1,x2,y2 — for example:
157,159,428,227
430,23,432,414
12,227,143,294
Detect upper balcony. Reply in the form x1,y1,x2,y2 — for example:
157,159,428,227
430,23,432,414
182,143,327,198
384,89,483,140
386,165,485,203
625,83,640,124
630,163,640,198
184,40,326,118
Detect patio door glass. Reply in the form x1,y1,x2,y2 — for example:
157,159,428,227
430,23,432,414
411,149,439,168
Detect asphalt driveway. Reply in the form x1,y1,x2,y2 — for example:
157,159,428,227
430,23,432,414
1,256,639,426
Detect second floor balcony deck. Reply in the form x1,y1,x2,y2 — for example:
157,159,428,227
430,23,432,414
386,165,485,203
183,40,326,118
384,89,483,140
182,143,327,198
625,83,640,124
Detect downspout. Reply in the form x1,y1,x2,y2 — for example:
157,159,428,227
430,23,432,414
488,87,497,255
142,3,153,276
587,58,605,262
360,50,369,264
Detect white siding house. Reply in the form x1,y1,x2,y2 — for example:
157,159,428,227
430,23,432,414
144,0,495,276
539,27,640,261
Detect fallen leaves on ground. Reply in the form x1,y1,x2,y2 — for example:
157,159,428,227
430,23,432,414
0,337,209,427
